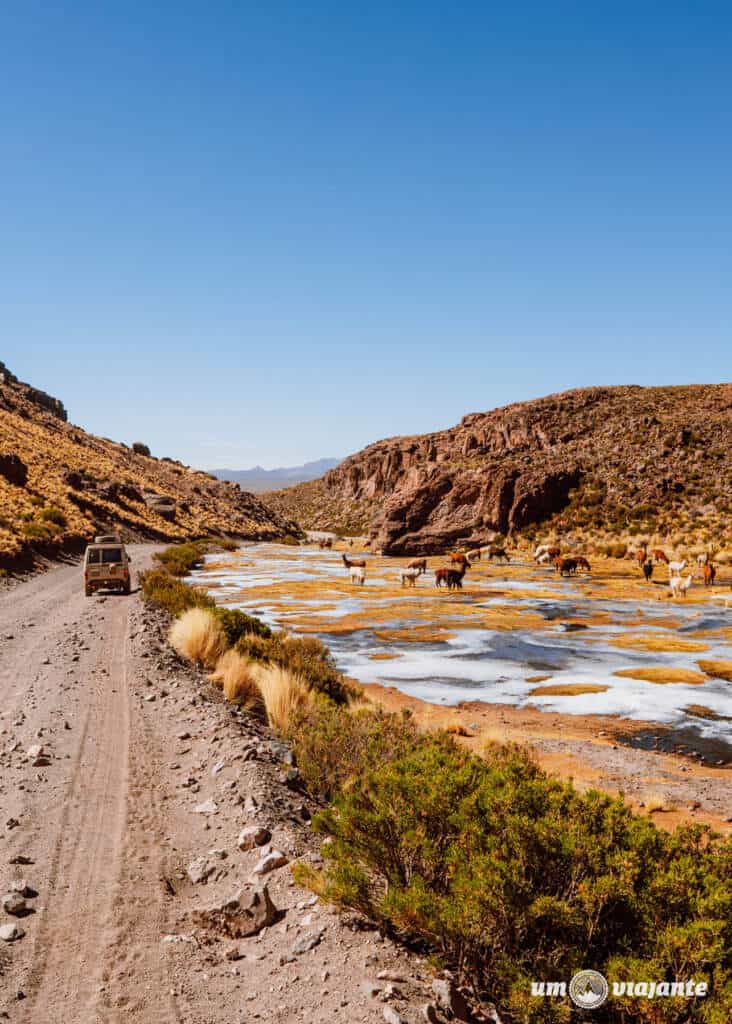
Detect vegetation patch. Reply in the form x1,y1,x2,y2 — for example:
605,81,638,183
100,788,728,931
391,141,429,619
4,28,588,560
614,667,707,685
528,683,609,696
697,659,732,682
612,634,709,653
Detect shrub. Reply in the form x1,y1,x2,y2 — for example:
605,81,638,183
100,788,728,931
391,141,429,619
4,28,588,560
249,663,314,732
209,650,263,710
132,441,151,456
288,702,420,803
140,569,215,617
236,632,355,704
305,736,732,1024
40,505,67,527
154,541,205,577
214,607,271,646
170,608,226,668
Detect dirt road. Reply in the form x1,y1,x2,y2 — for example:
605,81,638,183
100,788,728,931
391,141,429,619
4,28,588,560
0,552,439,1024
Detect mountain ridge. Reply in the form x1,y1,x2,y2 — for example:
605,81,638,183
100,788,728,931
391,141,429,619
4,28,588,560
263,383,732,555
0,362,299,570
212,457,341,493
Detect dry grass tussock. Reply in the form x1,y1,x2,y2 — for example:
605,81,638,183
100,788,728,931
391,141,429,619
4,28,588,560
170,608,225,669
209,649,263,709
249,662,315,732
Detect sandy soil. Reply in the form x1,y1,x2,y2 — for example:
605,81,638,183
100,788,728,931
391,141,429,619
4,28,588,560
0,550,446,1024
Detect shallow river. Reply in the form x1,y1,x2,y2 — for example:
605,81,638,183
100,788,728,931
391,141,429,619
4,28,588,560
189,543,732,758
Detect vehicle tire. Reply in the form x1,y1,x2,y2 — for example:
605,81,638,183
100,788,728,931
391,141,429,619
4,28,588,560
122,582,131,595
85,586,92,598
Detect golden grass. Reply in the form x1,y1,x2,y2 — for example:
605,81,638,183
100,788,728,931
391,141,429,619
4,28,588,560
249,663,314,732
684,704,725,721
169,608,225,668
611,635,709,653
528,683,609,697
696,659,732,682
525,674,551,683
444,721,473,736
367,652,402,660
613,667,707,685
209,650,262,709
642,791,673,814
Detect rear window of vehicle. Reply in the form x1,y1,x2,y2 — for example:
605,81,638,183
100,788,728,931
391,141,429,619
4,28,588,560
87,548,100,564
101,548,123,563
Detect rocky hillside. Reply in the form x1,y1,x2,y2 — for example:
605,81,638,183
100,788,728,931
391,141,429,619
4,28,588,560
0,361,299,569
265,384,732,555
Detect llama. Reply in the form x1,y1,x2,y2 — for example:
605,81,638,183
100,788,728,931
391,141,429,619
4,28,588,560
407,558,427,574
668,559,687,576
642,560,653,582
349,566,365,585
534,544,550,561
697,552,709,566
487,546,510,563
651,549,669,564
449,552,470,569
704,563,716,586
342,553,366,571
669,573,693,599
446,565,467,590
466,549,482,563
574,556,591,572
555,557,578,577
398,568,421,587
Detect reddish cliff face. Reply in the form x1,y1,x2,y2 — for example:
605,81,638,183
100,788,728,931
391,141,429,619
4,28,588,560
266,384,732,555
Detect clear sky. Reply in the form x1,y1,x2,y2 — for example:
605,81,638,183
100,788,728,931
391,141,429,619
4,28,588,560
2,3,730,469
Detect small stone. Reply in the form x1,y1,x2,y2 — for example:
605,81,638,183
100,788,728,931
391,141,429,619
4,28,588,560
0,923,25,942
252,850,288,876
422,1005,440,1023
378,971,409,983
432,978,471,1021
361,981,382,998
193,799,218,815
2,893,27,915
291,927,325,956
383,1008,405,1024
238,825,271,851
177,731,191,740
187,857,215,885
212,760,226,776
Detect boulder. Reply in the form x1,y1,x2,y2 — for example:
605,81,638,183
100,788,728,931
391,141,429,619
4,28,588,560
192,885,277,938
0,453,28,487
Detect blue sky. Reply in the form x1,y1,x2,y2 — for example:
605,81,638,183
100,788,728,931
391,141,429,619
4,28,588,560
2,3,730,468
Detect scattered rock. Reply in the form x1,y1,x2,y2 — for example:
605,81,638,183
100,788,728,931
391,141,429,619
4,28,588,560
2,893,27,916
187,857,215,885
291,927,325,956
0,923,25,942
432,978,471,1021
383,1008,405,1024
252,850,288,876
237,825,271,851
423,1005,441,1023
192,885,277,938
193,799,218,815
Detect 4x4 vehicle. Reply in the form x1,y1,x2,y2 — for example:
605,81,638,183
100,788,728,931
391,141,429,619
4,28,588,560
83,534,132,596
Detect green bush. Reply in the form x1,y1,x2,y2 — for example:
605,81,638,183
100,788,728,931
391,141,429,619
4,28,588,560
40,505,67,527
236,632,356,704
132,441,151,456
213,607,271,646
22,520,57,540
140,569,215,617
288,703,419,802
153,542,205,577
306,736,731,1024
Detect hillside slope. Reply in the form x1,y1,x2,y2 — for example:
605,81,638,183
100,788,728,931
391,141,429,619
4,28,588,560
0,361,299,569
264,384,732,555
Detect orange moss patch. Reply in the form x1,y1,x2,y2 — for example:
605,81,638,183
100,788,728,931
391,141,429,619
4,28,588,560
684,705,727,721
611,635,709,653
528,683,609,697
526,674,551,684
613,667,707,685
367,652,402,661
696,659,732,681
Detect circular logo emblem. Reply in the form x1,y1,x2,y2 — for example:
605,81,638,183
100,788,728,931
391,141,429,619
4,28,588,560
569,970,609,1009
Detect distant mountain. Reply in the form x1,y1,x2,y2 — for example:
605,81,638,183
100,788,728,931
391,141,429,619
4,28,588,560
212,458,341,493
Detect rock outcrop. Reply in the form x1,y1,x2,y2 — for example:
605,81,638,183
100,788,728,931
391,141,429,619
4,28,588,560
265,384,732,554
